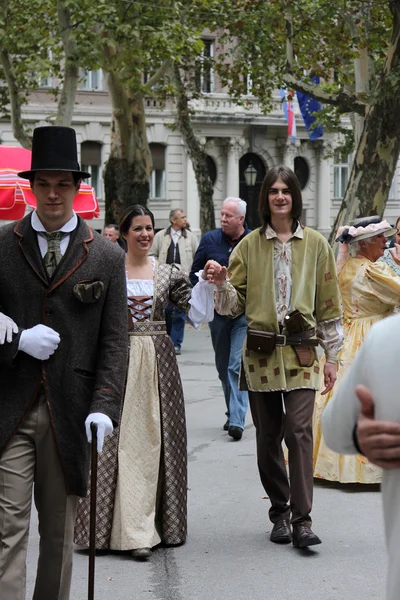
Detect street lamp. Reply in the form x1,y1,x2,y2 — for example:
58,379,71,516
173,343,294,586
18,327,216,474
244,162,258,228
244,162,258,187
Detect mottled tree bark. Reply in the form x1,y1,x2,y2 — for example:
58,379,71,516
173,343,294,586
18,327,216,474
329,0,400,242
104,71,151,224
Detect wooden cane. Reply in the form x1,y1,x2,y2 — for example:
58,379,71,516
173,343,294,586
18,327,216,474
88,423,98,600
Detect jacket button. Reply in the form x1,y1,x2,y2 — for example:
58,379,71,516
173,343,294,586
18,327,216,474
45,309,52,315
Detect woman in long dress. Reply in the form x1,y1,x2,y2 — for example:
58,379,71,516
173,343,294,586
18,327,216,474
313,217,400,483
74,204,213,560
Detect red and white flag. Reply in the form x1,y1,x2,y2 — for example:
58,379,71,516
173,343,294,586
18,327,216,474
280,88,297,142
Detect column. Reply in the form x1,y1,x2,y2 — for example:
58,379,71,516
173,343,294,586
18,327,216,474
282,139,300,171
186,154,201,236
225,137,246,198
316,141,332,237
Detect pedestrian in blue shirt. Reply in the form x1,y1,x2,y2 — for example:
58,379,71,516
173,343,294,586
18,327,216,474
190,197,251,440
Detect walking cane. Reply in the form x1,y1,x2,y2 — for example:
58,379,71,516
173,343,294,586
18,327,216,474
88,423,98,600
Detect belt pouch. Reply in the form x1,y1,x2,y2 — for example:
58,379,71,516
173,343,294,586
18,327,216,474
293,346,315,367
247,329,276,354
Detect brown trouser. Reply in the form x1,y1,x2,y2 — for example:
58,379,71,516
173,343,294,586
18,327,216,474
0,391,78,600
249,388,315,525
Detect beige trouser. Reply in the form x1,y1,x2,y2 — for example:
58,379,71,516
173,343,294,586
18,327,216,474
0,391,78,600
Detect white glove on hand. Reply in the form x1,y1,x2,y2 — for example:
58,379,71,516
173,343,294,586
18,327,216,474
85,413,113,454
0,312,18,344
18,324,60,360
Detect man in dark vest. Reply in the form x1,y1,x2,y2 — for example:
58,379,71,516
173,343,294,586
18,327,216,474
149,208,198,354
0,126,128,600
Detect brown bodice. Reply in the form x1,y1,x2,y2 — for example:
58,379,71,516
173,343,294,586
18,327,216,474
127,295,153,330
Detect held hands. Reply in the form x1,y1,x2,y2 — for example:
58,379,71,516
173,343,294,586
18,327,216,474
321,362,337,395
355,384,400,469
202,260,227,286
0,312,18,344
18,324,60,360
85,413,113,454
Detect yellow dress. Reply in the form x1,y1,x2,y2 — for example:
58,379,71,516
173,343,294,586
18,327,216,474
313,257,400,483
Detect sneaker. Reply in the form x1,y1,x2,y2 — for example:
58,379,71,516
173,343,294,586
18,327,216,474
174,347,181,355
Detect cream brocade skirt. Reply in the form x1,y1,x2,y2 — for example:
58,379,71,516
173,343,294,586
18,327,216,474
110,335,162,550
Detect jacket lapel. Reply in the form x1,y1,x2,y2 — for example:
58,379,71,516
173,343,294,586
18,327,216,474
14,215,48,285
14,214,94,291
48,217,93,293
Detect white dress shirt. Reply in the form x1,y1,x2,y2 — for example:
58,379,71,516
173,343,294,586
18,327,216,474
170,228,182,246
31,211,78,258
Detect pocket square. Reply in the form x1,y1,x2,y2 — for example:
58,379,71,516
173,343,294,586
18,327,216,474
73,281,105,303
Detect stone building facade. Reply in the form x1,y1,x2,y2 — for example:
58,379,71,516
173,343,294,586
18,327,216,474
1,68,399,237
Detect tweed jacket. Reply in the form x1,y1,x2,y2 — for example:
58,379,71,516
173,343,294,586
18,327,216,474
149,226,198,275
217,227,342,391
0,214,128,497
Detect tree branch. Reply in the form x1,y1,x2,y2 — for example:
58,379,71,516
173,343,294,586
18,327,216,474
0,49,31,148
282,73,367,115
143,58,173,92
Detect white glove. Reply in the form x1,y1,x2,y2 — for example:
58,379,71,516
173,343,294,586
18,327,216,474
18,324,60,360
85,412,113,454
0,312,18,344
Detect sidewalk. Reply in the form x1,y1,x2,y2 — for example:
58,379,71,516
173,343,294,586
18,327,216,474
25,325,386,600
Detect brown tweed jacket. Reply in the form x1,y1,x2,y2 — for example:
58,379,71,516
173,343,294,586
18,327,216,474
0,214,128,497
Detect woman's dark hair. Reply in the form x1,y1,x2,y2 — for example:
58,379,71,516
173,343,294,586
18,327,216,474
258,165,303,234
119,204,155,236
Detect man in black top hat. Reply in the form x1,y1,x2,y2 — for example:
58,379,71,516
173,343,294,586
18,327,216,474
0,126,128,600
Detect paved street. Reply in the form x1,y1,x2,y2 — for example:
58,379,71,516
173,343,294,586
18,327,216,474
26,325,386,600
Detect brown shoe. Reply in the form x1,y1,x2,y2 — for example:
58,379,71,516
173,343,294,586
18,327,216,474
292,524,321,548
270,520,292,544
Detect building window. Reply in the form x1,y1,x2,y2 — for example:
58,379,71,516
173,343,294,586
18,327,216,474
206,155,217,185
333,152,350,198
79,69,103,90
196,39,214,94
294,157,309,190
81,141,102,197
150,143,166,199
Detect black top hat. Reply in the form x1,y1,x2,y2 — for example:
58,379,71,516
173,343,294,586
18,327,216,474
18,126,90,179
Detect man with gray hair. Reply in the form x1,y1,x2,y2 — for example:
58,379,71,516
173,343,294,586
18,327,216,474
149,208,199,354
190,197,251,440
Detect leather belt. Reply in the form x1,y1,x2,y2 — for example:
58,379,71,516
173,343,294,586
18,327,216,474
277,329,319,347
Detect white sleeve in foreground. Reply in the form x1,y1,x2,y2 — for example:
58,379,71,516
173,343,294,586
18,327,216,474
188,272,215,327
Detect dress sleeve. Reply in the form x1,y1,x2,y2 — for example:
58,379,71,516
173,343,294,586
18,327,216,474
168,264,193,312
364,261,400,306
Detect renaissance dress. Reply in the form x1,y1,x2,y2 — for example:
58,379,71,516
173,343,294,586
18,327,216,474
313,257,400,483
74,259,213,550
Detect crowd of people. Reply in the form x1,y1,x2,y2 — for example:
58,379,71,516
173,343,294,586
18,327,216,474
1,125,400,599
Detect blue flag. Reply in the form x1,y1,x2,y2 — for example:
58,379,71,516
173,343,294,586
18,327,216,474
296,76,324,141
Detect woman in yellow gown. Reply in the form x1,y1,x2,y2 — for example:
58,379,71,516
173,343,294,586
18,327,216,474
313,217,400,483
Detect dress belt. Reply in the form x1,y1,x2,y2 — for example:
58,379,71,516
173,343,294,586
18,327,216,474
128,320,167,335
